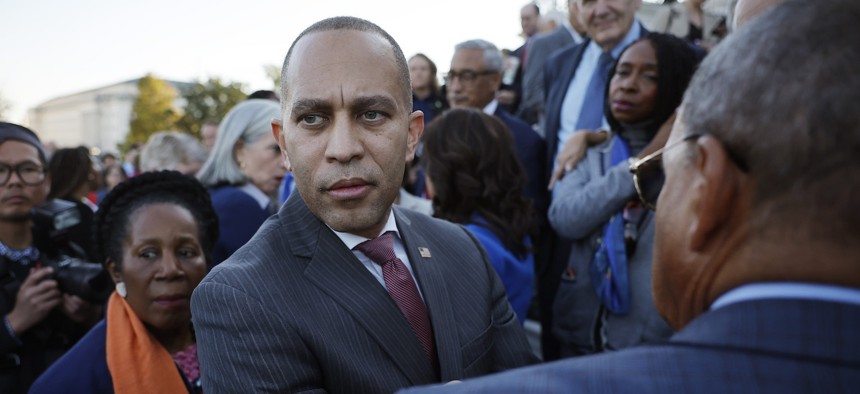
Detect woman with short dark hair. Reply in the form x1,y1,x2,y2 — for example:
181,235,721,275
31,170,219,393
421,108,535,323
549,33,701,356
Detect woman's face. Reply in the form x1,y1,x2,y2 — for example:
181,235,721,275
236,134,286,196
109,203,207,333
609,40,659,124
105,166,125,189
409,56,433,91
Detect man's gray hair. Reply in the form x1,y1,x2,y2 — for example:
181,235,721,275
279,16,412,115
681,0,860,238
454,39,504,72
196,99,281,187
140,131,207,172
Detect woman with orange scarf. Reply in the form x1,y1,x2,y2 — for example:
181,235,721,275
30,170,219,393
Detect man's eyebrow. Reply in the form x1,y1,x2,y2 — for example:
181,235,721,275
290,98,332,116
350,95,398,113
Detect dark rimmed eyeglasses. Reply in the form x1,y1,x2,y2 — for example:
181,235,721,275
444,69,496,84
628,133,702,210
0,162,47,186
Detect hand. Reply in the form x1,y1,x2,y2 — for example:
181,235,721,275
637,113,676,160
60,294,102,325
6,268,61,335
548,130,609,190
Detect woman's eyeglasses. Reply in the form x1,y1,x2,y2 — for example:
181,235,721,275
628,133,702,210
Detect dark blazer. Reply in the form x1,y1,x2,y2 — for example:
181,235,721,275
493,107,547,219
208,185,271,266
401,298,860,393
518,27,579,126
29,319,196,394
542,40,590,180
29,320,113,394
191,193,537,393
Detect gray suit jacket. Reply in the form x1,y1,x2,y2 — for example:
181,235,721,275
518,26,580,130
548,138,672,354
191,193,536,393
402,298,860,393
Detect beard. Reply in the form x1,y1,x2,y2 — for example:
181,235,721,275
0,212,31,222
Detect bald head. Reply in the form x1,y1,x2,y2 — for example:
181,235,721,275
279,16,412,115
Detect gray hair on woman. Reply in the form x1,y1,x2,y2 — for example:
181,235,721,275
196,99,280,187
140,131,207,174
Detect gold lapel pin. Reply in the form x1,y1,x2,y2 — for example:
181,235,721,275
418,247,431,258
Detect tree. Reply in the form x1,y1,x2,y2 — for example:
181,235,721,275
264,65,281,91
125,74,179,150
174,77,247,138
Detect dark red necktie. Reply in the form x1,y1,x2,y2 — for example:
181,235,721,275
355,231,436,362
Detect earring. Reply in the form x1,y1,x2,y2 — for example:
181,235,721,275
116,282,127,298
239,161,246,169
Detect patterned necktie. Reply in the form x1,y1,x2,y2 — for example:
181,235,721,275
575,51,615,131
355,231,436,362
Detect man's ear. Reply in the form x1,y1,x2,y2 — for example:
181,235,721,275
405,111,425,162
271,119,291,171
106,259,121,284
688,135,742,251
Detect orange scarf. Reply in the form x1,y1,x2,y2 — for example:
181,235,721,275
106,292,189,394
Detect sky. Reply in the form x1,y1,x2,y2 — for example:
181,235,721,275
0,0,569,125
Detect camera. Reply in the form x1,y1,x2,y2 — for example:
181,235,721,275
30,199,112,304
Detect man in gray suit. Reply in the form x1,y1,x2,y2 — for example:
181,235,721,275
402,1,860,392
517,0,586,128
191,16,536,393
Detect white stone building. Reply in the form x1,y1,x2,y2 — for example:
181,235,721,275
27,77,190,153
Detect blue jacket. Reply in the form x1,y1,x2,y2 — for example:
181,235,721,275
29,320,113,394
465,220,534,324
209,185,271,266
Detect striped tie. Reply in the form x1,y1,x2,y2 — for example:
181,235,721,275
355,231,436,362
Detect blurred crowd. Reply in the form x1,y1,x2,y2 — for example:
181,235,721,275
3,0,858,393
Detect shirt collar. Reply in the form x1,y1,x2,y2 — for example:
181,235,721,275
239,183,271,210
482,99,499,116
330,209,400,250
711,282,860,310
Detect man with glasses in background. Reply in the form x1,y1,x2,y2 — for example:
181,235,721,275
446,39,547,241
0,122,98,394
404,0,860,392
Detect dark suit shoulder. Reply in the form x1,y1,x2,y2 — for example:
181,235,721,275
393,207,479,248
200,213,286,289
544,40,588,79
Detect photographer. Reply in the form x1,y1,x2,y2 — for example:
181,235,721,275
0,122,102,394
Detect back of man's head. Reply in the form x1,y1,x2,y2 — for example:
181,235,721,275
682,0,860,245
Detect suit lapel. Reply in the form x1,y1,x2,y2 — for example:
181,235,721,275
546,40,589,174
394,208,463,381
558,39,588,92
283,196,436,384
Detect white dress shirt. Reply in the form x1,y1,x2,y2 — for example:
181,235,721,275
330,210,425,300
